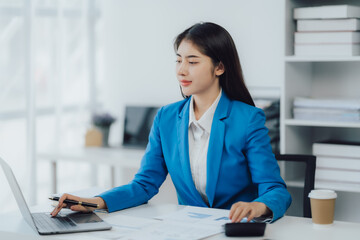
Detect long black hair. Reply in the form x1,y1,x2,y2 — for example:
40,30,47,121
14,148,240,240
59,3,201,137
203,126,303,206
174,22,255,107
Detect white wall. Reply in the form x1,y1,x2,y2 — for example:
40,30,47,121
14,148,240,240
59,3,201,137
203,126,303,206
99,0,284,144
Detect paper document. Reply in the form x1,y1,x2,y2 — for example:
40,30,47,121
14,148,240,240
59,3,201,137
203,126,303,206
156,205,231,226
53,214,160,240
121,206,232,240
123,221,220,240
94,214,160,239
293,97,360,110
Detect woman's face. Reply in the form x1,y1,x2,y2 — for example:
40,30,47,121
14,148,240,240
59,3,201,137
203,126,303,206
176,40,224,97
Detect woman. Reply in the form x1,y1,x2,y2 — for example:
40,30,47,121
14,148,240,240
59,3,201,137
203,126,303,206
51,22,291,222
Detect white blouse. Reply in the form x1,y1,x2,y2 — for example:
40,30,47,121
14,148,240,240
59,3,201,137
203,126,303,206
188,90,222,205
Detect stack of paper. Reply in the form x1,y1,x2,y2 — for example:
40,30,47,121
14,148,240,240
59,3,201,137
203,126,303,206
313,140,360,184
293,97,360,122
62,206,232,240
126,206,231,240
293,5,360,56
94,206,232,240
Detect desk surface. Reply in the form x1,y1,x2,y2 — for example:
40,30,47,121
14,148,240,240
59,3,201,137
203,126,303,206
0,202,359,240
37,147,146,191
38,147,145,168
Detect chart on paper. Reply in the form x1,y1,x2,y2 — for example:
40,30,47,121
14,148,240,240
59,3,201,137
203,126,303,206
156,205,231,226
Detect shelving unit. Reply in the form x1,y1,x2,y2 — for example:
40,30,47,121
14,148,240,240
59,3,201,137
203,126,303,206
284,119,360,128
281,0,360,221
285,56,360,62
316,181,360,193
281,0,360,158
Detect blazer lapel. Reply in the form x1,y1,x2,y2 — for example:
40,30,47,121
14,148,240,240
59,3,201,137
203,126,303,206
206,93,231,207
176,99,203,202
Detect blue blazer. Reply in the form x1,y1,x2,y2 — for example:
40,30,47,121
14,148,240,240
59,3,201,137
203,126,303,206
98,93,291,221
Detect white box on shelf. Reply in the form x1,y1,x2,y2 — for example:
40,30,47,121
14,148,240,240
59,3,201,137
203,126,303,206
295,43,360,56
315,168,360,183
293,107,360,121
294,97,360,110
294,5,360,19
317,156,360,171
295,32,360,44
297,18,360,32
313,141,360,158
315,180,360,193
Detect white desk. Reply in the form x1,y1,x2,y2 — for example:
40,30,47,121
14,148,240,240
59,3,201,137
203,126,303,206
0,231,59,240
0,202,359,240
37,147,145,193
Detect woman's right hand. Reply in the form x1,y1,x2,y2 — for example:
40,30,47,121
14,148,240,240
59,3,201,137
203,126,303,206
50,193,106,217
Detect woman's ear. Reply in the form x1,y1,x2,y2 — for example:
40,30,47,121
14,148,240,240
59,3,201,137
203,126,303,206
215,62,225,77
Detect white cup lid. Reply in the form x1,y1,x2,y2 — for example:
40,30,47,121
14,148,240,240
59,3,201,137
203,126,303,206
308,189,337,199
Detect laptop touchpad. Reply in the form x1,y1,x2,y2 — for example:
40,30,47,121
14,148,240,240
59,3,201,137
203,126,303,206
66,212,103,224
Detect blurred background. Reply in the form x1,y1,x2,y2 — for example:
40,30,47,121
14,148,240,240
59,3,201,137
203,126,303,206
0,0,283,214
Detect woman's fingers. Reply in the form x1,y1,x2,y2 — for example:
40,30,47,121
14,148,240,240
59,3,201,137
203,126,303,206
247,209,257,222
50,193,78,217
229,201,268,222
229,204,237,219
50,193,98,217
235,206,250,222
50,202,67,217
231,206,245,222
69,204,91,212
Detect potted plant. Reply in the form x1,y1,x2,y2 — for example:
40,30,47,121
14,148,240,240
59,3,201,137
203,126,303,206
92,113,116,147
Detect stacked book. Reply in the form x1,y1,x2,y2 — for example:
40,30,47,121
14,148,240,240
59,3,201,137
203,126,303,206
313,140,360,185
294,5,360,56
293,97,360,122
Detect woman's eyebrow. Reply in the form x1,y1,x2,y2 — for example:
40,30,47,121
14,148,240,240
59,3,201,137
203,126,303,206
176,53,200,58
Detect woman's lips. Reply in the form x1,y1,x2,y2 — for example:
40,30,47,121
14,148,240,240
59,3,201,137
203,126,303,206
180,80,192,86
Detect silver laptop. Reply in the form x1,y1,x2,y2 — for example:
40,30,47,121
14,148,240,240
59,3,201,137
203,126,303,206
0,157,112,235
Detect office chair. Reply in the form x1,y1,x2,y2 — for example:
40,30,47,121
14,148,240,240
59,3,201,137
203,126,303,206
275,154,316,218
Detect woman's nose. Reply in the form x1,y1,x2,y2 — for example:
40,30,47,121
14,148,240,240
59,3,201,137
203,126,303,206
177,62,188,76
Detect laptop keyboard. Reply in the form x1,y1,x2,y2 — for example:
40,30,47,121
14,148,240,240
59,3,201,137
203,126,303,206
32,212,76,232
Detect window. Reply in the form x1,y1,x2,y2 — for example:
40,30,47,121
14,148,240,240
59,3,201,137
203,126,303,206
0,0,103,213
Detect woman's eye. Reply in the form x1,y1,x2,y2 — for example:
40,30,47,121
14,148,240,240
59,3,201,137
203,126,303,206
176,60,181,63
189,62,198,64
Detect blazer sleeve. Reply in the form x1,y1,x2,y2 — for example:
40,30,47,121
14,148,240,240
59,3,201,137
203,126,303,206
97,107,168,212
244,108,292,222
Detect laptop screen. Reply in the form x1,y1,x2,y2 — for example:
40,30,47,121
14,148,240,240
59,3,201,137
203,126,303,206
0,157,38,232
122,106,159,148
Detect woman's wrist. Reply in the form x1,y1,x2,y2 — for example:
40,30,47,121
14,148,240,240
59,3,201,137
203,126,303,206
80,197,106,209
93,197,107,209
254,202,271,216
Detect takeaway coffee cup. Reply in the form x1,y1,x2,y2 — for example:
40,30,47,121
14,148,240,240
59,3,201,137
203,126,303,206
308,189,337,227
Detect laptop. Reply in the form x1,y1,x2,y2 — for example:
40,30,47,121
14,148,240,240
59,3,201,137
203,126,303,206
122,105,159,148
0,157,112,235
